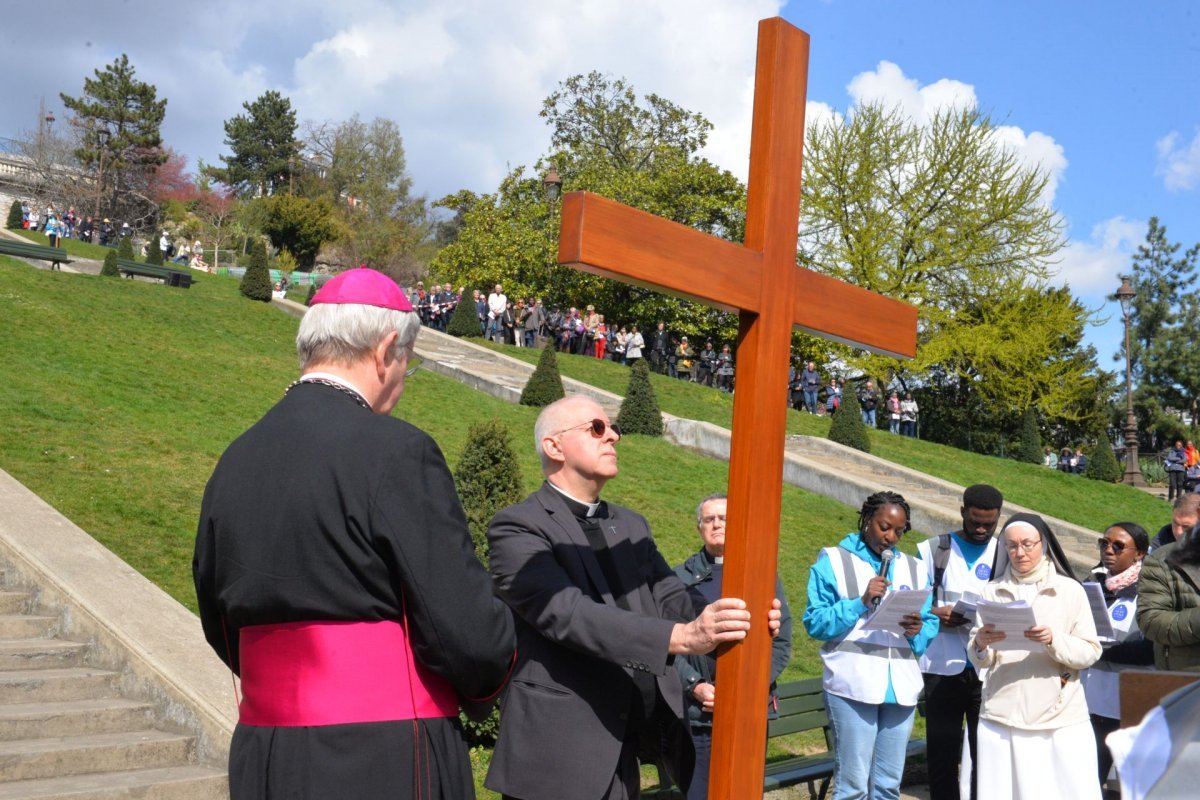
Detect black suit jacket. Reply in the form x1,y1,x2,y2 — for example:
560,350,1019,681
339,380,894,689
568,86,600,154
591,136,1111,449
485,483,694,800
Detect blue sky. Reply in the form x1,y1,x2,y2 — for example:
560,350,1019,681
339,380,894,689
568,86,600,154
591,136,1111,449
2,0,1196,367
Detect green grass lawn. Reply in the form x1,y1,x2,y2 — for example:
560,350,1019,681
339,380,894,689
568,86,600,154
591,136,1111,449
10,227,116,261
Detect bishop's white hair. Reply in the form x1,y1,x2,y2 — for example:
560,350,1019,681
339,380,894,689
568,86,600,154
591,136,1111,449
296,303,420,370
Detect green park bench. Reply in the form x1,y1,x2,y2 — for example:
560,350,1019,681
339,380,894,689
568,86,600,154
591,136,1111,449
0,238,73,270
115,258,193,289
645,677,926,799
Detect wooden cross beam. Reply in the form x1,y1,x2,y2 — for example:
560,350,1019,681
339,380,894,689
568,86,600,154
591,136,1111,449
558,17,918,797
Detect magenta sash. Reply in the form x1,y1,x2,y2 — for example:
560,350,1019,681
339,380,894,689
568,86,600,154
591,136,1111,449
238,620,459,726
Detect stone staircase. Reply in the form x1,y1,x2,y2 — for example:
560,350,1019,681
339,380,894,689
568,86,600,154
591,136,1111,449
0,579,226,799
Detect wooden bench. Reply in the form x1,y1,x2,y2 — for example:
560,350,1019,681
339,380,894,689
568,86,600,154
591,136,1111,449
0,238,72,270
115,258,193,289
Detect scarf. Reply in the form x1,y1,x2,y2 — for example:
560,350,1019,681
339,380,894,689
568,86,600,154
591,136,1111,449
1009,553,1053,585
1105,559,1143,593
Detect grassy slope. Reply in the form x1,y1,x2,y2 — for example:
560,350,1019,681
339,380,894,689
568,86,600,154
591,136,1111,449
9,227,115,261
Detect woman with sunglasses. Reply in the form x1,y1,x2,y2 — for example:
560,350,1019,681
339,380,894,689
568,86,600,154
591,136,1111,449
1081,523,1154,789
969,513,1102,800
803,491,938,800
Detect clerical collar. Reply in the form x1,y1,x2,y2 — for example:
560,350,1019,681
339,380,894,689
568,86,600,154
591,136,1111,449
287,372,372,410
546,480,601,517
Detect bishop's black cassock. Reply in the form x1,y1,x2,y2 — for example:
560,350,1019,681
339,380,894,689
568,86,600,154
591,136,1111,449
194,380,515,799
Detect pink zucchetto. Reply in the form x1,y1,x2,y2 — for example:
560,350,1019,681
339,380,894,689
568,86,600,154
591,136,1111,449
310,268,413,312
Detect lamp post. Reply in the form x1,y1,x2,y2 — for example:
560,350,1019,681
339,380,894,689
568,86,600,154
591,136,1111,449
543,166,562,212
1116,276,1145,486
289,156,295,195
93,126,110,221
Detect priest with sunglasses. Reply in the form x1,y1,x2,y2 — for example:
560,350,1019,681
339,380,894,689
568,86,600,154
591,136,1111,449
485,395,780,800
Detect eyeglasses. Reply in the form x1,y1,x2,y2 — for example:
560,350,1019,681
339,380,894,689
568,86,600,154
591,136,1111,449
1004,539,1042,554
405,353,423,377
1097,538,1129,555
700,514,727,526
554,418,622,440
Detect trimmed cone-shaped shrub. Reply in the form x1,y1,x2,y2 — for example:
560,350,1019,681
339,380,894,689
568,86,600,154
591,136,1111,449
617,359,663,436
520,343,565,407
116,236,134,260
451,419,522,746
145,241,164,265
829,383,870,453
240,239,273,302
6,201,23,229
1016,409,1043,464
304,282,316,306
100,250,120,277
447,294,480,337
1087,439,1122,483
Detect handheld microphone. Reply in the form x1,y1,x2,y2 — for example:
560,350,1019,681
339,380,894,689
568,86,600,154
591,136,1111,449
872,550,894,609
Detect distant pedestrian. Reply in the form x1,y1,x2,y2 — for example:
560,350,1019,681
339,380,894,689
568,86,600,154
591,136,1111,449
860,380,879,428
801,361,820,414
900,392,919,437
888,391,902,434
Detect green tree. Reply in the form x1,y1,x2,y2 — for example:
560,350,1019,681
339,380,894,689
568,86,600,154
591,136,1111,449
116,236,134,260
240,239,273,302
6,201,22,229
212,91,300,197
1016,409,1043,464
304,282,316,306
60,55,168,219
617,359,663,436
1086,439,1122,483
447,293,481,337
829,385,870,453
520,343,566,407
452,420,524,565
259,194,342,269
100,250,120,277
145,238,164,265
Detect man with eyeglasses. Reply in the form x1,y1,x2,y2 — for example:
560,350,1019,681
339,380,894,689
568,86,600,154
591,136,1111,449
485,396,779,800
194,268,514,799
917,483,1004,800
672,493,793,800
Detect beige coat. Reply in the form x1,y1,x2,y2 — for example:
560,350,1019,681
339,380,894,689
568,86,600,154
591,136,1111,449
968,569,1101,731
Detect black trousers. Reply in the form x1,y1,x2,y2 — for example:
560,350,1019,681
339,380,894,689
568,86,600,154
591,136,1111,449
1090,713,1120,788
1169,469,1187,500
923,669,982,800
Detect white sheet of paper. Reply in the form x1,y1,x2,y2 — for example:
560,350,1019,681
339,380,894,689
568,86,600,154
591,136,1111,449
951,591,981,621
1081,582,1116,640
862,588,932,632
976,599,1043,652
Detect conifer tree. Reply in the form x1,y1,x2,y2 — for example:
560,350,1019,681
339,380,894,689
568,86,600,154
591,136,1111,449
1016,409,1043,464
829,382,871,453
304,281,316,306
116,236,134,260
453,419,524,565
145,238,164,265
617,359,663,436
101,250,120,277
6,201,22,229
447,293,481,337
520,343,565,406
240,239,273,302
1086,439,1122,483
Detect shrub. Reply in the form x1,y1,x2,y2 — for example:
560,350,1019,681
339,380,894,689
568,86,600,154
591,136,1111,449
145,238,164,265
304,282,316,306
520,343,565,407
829,383,870,453
447,293,481,337
6,201,23,229
1087,440,1122,483
100,250,120,277
240,239,273,302
116,236,134,260
1016,409,1043,465
617,359,663,436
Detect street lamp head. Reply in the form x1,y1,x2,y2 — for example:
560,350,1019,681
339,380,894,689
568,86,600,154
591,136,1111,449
543,167,562,206
45,111,55,128
1116,275,1136,318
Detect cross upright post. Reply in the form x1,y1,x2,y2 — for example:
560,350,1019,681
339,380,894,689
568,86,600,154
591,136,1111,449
557,17,917,797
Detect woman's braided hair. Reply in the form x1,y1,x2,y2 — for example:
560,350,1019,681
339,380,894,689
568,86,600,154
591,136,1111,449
858,491,912,536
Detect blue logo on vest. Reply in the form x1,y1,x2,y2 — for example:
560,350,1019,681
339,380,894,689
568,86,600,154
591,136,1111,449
1112,604,1129,622
975,563,992,580
899,585,911,591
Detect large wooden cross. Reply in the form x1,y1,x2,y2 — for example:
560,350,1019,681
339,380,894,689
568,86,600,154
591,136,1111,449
557,17,918,797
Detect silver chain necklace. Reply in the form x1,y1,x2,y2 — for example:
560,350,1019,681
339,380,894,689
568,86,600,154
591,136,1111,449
285,378,371,411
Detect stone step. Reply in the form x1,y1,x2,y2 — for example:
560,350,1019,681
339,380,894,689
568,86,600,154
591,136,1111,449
0,668,118,705
0,698,153,740
0,730,193,782
0,618,56,640
0,641,85,671
0,765,227,800
0,597,30,617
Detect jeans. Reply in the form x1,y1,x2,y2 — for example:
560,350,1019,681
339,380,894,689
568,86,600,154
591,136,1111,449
524,329,536,348
889,416,900,434
825,692,915,800
804,389,818,414
862,408,876,427
924,670,981,800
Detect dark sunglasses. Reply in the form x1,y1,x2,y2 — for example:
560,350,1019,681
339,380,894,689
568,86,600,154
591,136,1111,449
1097,538,1128,555
556,418,622,440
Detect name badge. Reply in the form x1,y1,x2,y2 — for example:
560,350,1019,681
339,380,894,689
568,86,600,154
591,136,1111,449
1112,603,1129,622
975,563,992,580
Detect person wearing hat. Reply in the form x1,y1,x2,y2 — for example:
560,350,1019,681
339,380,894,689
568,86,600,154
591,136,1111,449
194,269,516,799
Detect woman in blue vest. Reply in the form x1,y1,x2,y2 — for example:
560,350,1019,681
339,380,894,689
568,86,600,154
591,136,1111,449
1081,522,1154,789
803,491,939,800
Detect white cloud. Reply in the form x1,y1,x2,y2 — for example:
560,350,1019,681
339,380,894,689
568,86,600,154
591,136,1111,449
992,126,1068,204
847,61,977,125
1156,129,1200,191
1051,216,1146,296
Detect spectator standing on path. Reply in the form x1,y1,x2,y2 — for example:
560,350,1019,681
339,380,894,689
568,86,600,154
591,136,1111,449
612,326,628,364
650,322,670,374
594,315,608,359
523,298,543,348
860,380,879,428
583,305,600,356
917,484,1003,800
1149,493,1200,551
900,392,919,438
1165,440,1187,501
1137,519,1200,672
674,493,793,800
675,336,695,382
484,396,780,800
487,284,507,343
625,324,644,367
801,361,821,414
715,345,734,392
788,359,804,411
44,214,60,250
887,391,902,434
826,377,842,414
696,341,717,387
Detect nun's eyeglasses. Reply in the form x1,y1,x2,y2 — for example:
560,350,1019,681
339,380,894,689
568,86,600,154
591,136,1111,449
1004,539,1042,554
